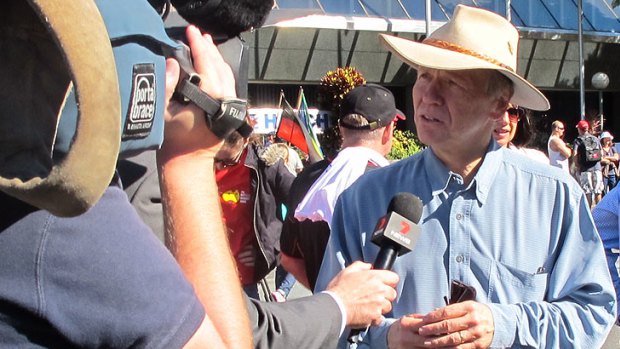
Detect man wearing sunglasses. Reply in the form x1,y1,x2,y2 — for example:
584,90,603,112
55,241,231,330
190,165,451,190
548,120,572,172
214,123,295,299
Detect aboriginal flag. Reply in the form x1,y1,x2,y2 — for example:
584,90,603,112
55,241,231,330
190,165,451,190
276,91,308,154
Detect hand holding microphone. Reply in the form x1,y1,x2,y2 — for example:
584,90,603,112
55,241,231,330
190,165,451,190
325,261,399,329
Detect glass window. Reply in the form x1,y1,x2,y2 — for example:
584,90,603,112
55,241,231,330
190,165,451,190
475,0,507,16
320,0,366,15
541,0,594,30
582,0,620,32
276,0,322,10
608,0,620,17
275,0,620,34
511,0,558,28
436,0,476,17
509,7,525,27
356,0,409,18
402,0,449,21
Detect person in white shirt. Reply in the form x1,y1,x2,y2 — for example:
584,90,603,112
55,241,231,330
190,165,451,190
547,120,572,172
280,83,404,290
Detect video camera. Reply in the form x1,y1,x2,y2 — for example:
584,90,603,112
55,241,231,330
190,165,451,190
163,9,253,140
55,0,270,160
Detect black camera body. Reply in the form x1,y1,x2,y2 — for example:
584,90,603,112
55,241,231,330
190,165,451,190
164,10,252,138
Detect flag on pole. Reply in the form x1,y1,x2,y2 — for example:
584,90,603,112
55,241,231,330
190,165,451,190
296,87,324,163
276,90,308,154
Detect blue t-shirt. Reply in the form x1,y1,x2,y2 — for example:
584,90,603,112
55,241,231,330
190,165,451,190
0,185,204,348
593,185,620,315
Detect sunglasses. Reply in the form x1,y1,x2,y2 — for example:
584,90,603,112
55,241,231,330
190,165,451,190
507,106,525,122
215,146,245,169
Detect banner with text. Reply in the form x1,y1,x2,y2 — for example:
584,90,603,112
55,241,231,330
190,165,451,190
249,108,333,135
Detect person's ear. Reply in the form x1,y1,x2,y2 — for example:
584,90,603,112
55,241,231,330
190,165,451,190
382,122,395,144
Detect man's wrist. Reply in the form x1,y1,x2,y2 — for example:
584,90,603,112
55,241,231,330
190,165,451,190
321,291,347,335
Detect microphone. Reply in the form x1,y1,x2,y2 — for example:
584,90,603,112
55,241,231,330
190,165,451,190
348,192,423,344
371,192,423,270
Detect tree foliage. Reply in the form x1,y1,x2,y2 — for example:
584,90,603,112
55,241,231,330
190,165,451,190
614,0,620,8
387,129,423,161
317,66,423,161
318,67,366,157
318,67,366,113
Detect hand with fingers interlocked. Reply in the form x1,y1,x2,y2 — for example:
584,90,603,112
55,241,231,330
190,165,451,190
387,301,494,349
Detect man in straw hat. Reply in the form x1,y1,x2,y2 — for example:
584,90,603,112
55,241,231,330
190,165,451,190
315,5,615,348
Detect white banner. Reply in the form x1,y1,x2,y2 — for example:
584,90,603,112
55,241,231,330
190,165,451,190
248,108,333,134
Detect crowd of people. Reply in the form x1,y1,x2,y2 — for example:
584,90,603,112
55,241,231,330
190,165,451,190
2,1,620,349
545,119,618,208
489,101,618,209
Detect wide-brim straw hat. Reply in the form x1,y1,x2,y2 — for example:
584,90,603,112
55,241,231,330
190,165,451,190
0,0,120,216
379,5,550,111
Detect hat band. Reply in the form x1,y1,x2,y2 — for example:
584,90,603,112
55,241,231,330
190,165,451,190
422,38,514,72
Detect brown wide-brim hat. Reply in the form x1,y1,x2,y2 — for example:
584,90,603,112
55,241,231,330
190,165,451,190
0,0,121,216
379,5,550,111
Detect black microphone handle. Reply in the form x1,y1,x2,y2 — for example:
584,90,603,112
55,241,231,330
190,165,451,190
348,245,399,343
373,245,398,270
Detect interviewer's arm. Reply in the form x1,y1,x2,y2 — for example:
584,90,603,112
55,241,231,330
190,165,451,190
157,25,252,349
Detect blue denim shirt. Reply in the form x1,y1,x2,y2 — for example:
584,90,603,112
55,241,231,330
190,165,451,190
316,142,616,348
593,185,620,316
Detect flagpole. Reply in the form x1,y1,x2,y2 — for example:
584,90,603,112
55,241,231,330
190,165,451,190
295,86,303,110
296,86,324,163
278,89,284,109
279,90,291,147
275,90,284,136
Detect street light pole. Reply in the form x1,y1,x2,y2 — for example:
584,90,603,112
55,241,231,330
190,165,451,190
599,90,604,130
578,0,585,120
592,72,609,131
506,0,511,21
425,0,431,37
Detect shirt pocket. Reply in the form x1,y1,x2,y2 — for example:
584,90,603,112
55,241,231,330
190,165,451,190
487,259,548,304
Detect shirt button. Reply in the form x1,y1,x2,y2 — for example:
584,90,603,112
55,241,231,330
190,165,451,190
456,255,464,263
456,213,463,220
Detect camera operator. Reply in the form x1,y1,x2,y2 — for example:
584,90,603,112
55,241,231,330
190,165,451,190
0,1,399,348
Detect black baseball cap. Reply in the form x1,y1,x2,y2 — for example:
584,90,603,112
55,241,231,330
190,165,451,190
339,84,405,130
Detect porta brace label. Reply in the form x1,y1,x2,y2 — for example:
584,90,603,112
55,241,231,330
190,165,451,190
123,63,156,140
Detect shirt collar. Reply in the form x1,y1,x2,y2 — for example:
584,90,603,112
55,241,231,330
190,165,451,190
423,148,452,196
424,140,502,205
472,141,503,205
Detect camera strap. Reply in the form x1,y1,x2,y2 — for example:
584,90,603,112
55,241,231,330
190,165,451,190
176,77,253,139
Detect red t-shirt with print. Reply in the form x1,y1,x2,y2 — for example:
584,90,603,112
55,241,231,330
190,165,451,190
215,151,256,285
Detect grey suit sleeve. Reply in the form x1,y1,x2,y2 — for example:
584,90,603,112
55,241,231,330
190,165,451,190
246,293,342,349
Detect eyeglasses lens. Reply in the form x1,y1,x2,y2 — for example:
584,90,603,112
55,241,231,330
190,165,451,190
507,107,524,121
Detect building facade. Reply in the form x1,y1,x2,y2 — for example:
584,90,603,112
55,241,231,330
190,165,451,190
246,0,620,145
